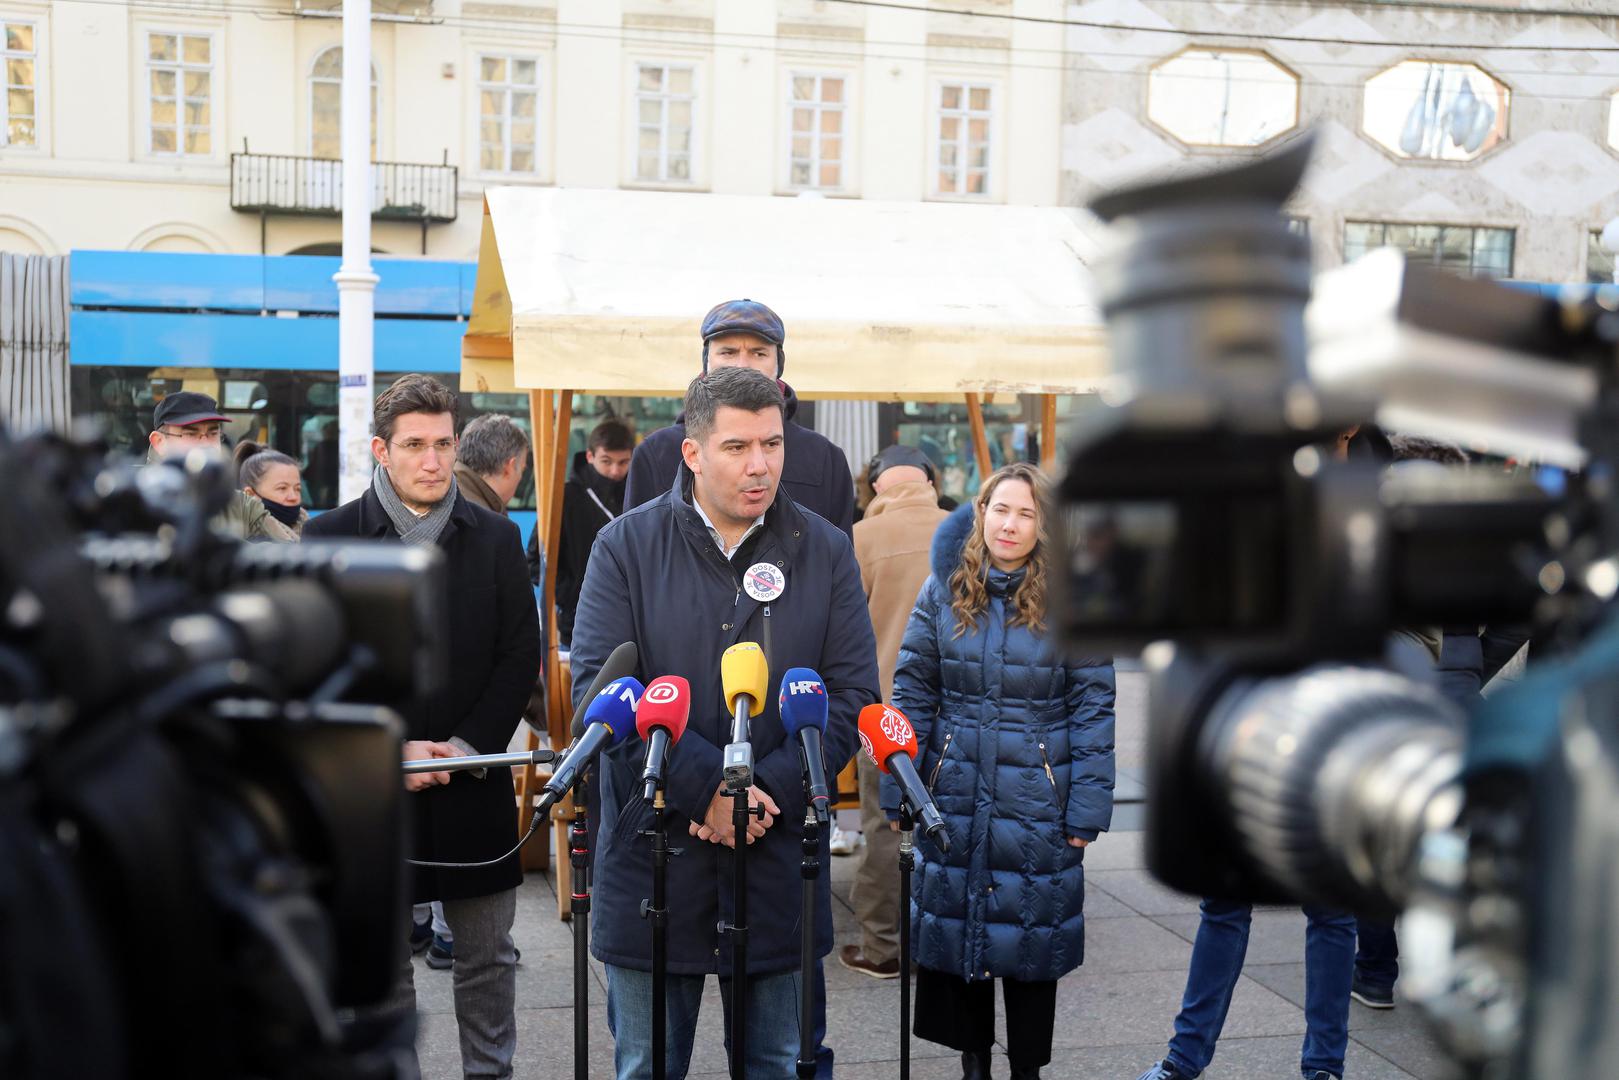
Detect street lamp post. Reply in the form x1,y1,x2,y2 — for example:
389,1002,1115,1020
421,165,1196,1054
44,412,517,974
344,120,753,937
335,0,379,505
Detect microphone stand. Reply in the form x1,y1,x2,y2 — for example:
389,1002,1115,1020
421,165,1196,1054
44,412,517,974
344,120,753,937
796,803,820,1079
722,699,758,1080
899,806,915,1080
571,768,592,1080
640,786,675,1080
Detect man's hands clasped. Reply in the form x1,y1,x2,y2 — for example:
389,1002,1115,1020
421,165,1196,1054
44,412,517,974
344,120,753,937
689,783,780,847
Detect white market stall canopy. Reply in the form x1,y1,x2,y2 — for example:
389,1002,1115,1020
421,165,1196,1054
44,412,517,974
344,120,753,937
460,187,1111,399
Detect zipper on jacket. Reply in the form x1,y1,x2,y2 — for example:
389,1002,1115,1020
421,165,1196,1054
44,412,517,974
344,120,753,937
1039,742,1058,795
762,605,774,670
928,730,954,792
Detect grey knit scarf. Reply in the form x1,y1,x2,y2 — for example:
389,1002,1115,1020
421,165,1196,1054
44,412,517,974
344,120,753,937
373,464,458,547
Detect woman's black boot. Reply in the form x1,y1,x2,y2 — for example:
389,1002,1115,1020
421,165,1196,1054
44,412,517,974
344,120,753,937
1009,1066,1042,1080
960,1048,992,1079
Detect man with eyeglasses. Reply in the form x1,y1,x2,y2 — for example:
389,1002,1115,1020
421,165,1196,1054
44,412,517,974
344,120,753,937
146,390,274,541
305,374,541,1080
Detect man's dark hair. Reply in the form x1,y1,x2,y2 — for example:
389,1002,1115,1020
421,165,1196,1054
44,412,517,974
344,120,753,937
588,418,636,454
374,374,458,444
683,366,785,444
1390,432,1470,466
459,413,532,476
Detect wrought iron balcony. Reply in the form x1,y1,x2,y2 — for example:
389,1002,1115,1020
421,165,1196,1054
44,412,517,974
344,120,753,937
230,152,459,224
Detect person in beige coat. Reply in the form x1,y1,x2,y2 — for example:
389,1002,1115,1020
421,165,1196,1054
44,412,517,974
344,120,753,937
840,444,949,979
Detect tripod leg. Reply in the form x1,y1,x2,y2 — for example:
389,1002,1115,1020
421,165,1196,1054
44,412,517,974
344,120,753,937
900,816,914,1080
798,810,818,1078
730,786,751,1079
572,792,592,1080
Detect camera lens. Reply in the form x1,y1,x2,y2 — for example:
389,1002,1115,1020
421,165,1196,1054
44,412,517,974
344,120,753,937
1202,665,1465,916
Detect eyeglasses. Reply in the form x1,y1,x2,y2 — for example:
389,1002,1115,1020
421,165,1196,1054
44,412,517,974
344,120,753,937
159,425,223,442
390,438,457,459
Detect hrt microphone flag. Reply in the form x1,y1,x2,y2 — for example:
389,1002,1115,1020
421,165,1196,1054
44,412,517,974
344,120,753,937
778,667,831,823
637,675,691,802
858,702,950,852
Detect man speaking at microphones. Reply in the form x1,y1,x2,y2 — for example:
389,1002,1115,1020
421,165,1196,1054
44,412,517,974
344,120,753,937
569,367,879,1080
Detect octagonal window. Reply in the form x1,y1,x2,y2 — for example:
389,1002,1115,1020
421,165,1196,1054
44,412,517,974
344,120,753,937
1363,61,1508,162
1147,49,1299,148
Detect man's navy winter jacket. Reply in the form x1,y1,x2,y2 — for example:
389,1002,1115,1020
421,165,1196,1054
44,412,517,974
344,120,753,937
569,469,879,975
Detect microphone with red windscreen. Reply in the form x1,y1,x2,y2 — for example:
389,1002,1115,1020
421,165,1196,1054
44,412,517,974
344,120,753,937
638,675,691,803
858,703,950,852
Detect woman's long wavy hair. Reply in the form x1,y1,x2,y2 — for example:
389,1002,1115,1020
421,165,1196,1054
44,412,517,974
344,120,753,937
948,461,1050,639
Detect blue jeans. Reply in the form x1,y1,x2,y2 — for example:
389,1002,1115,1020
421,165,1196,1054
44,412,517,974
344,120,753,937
1166,900,1356,1079
605,964,802,1080
1354,917,1399,992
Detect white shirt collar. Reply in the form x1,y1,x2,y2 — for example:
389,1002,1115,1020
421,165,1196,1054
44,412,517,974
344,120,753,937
691,496,765,561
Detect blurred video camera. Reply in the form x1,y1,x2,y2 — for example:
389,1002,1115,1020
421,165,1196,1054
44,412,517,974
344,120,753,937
1055,135,1619,1076
0,429,445,1080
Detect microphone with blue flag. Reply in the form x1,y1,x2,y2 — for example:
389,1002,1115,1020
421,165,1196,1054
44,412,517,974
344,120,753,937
779,666,832,824
538,675,643,816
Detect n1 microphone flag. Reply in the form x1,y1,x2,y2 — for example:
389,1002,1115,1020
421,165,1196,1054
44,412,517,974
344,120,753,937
572,641,640,738
541,677,643,812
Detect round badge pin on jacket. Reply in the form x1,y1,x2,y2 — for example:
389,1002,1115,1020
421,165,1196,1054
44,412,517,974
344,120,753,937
744,562,786,602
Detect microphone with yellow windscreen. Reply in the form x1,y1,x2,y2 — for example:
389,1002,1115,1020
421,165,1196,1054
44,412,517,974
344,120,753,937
722,641,769,716
721,641,769,789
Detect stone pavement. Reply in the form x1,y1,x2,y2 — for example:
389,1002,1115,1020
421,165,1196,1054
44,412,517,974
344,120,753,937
414,670,1460,1079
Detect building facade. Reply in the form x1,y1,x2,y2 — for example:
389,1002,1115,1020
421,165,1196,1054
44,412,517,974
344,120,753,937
0,0,1066,259
1060,0,1619,284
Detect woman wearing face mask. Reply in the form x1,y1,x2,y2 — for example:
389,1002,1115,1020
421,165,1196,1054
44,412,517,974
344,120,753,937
882,462,1116,1080
233,441,309,541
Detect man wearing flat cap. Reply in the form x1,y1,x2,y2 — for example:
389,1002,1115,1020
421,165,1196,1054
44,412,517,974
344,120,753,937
624,299,855,540
843,445,949,980
147,390,273,540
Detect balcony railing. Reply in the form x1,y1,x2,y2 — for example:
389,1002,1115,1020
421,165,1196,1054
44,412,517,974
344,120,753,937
230,153,459,224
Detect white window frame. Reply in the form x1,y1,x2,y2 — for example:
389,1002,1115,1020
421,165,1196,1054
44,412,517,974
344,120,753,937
783,70,849,193
929,78,998,200
143,28,216,159
628,59,700,188
308,46,378,160
475,52,543,176
2,17,38,151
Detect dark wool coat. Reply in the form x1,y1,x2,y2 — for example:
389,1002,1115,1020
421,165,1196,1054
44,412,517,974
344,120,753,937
882,506,1116,983
304,487,541,903
568,468,879,975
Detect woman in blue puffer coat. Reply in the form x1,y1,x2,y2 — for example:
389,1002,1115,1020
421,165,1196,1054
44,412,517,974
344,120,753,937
882,462,1116,1080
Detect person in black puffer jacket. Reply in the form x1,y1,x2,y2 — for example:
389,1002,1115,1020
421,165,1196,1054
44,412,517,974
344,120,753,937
882,462,1116,1080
